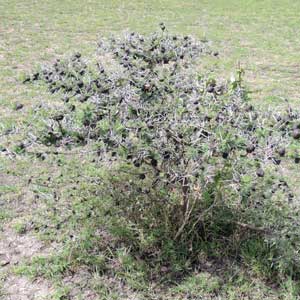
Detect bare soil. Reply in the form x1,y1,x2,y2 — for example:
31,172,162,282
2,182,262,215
0,225,54,300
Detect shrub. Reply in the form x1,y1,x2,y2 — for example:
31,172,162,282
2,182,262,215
24,25,300,279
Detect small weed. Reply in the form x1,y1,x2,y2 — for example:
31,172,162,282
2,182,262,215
172,272,221,297
12,221,27,234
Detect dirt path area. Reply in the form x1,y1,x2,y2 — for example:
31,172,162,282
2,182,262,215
0,223,101,299
0,225,54,300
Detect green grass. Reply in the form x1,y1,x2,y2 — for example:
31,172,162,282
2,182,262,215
1,1,300,299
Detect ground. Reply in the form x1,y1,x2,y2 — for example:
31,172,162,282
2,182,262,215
1,0,300,299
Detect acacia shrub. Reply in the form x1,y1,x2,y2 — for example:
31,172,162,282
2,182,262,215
24,25,300,278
